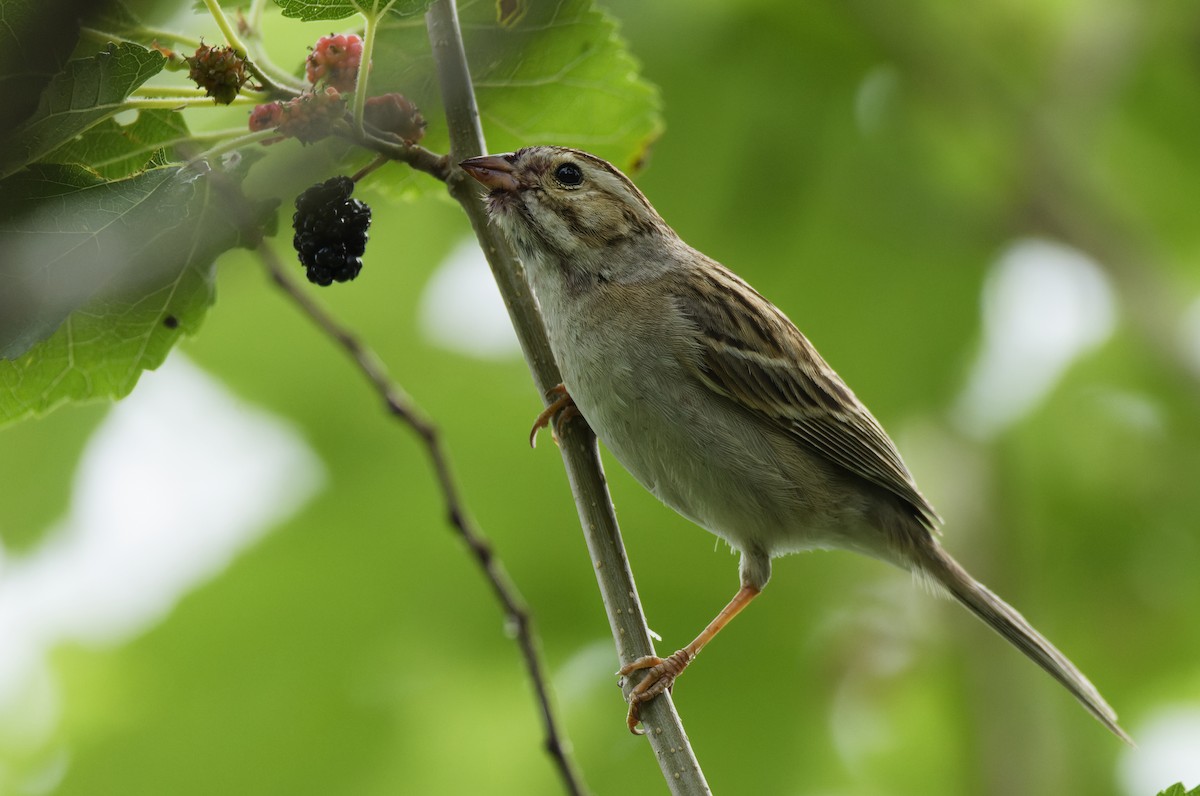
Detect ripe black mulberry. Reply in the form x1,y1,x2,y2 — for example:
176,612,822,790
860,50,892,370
292,177,371,285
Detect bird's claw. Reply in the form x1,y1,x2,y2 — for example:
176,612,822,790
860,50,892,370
529,383,580,448
619,649,694,735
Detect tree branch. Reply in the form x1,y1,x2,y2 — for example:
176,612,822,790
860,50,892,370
256,242,588,796
424,1,711,793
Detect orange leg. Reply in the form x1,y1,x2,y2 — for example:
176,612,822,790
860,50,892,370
619,584,761,734
529,383,580,448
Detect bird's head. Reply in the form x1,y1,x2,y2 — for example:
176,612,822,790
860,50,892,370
460,146,667,262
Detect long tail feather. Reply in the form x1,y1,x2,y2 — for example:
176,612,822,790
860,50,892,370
917,543,1132,744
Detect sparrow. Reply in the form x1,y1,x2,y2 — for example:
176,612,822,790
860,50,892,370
460,146,1128,742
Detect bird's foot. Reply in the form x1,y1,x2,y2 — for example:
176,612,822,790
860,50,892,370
618,648,695,735
529,383,580,448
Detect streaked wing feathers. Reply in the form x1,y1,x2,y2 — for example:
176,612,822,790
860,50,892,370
679,263,940,529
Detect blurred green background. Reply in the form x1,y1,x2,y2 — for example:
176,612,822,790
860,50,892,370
3,0,1200,794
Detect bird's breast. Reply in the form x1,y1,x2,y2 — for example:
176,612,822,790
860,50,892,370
524,259,882,562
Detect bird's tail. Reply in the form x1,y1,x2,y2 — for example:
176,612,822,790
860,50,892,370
916,542,1132,744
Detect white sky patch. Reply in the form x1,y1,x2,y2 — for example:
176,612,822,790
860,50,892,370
1118,706,1200,795
418,238,521,360
0,354,324,729
952,238,1116,438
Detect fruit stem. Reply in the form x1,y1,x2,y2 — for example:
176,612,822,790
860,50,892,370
201,0,251,59
351,3,396,134
351,154,391,183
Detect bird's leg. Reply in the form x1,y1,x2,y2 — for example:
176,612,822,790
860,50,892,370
529,383,580,448
619,583,761,734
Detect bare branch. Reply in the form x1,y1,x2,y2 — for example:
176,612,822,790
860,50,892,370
349,130,451,182
256,242,588,796
424,1,711,793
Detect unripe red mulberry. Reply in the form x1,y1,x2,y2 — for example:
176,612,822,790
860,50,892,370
277,88,347,143
246,89,347,143
248,102,283,132
306,34,365,93
363,93,426,145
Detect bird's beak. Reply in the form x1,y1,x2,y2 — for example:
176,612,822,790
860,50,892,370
459,154,522,192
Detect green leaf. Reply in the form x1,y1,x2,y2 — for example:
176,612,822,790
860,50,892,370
0,43,165,180
43,109,192,180
0,162,276,425
373,0,662,175
1156,785,1200,796
273,0,433,22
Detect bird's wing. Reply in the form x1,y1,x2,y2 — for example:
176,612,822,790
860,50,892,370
676,261,940,529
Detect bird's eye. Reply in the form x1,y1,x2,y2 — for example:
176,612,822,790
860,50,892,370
554,162,584,186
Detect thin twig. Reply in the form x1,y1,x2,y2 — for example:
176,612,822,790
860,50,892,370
424,1,711,793
348,130,451,182
256,242,587,796
350,154,391,183
123,95,259,109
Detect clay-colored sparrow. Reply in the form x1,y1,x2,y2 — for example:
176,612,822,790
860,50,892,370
460,146,1128,742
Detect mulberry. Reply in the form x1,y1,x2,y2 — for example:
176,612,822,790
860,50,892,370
292,177,371,285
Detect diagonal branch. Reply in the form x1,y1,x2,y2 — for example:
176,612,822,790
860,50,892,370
256,242,588,796
424,1,711,793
